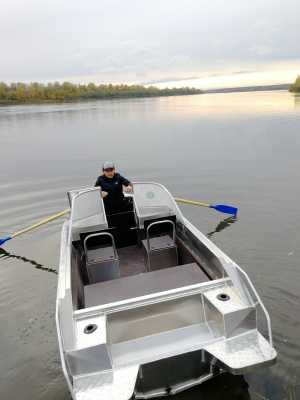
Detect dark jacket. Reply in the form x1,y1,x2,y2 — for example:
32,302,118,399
94,173,131,213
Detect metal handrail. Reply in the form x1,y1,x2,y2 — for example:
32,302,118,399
234,264,273,347
83,232,118,262
146,220,176,252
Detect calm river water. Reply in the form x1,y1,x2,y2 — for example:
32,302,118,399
0,91,299,399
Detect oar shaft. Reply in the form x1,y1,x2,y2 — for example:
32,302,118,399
175,197,210,208
11,209,70,239
1,195,237,248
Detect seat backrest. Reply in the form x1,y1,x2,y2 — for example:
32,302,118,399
84,232,120,284
84,232,117,260
87,260,120,283
145,219,176,251
142,219,178,271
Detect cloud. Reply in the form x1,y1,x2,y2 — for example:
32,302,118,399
0,0,300,83
250,45,274,57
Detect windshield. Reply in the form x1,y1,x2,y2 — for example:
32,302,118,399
133,182,183,227
69,187,108,240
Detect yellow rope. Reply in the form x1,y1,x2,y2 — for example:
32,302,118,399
11,208,70,238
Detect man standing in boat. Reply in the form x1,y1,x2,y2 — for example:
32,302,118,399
94,161,133,215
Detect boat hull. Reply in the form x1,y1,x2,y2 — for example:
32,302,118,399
56,184,276,400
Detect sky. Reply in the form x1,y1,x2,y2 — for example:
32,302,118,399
0,0,300,89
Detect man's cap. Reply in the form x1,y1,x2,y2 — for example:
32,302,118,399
102,161,115,170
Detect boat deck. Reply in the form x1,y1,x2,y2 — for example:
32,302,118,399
118,245,146,277
84,262,209,308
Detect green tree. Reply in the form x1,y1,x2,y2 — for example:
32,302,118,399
0,81,202,103
289,75,300,93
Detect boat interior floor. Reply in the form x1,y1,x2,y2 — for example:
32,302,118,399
118,245,146,277
84,263,209,308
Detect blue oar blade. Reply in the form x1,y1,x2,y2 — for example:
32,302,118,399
0,236,12,246
210,204,238,216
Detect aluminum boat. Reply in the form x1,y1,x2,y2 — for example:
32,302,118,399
56,182,276,400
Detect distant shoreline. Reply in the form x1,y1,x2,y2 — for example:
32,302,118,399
203,83,291,94
0,92,204,106
0,93,199,106
0,82,297,106
0,91,200,106
0,82,202,105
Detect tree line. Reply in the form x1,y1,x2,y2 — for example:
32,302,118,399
0,82,202,103
289,76,300,93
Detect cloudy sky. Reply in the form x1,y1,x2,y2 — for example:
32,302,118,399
1,0,300,88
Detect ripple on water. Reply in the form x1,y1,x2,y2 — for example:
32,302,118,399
266,283,300,373
0,269,16,309
0,176,84,232
1,92,300,399
0,182,69,232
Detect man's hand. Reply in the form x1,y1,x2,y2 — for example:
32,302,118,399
123,185,133,193
101,191,108,198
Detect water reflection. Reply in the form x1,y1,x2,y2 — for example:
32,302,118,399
207,216,237,238
0,248,57,274
157,90,298,117
286,383,300,400
159,374,251,400
0,91,298,121
294,94,300,109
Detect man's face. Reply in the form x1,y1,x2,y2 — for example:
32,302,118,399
103,168,115,178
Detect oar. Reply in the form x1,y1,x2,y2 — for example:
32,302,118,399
175,197,238,216
0,197,238,247
0,209,70,247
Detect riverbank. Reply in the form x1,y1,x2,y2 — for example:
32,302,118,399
0,82,202,105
